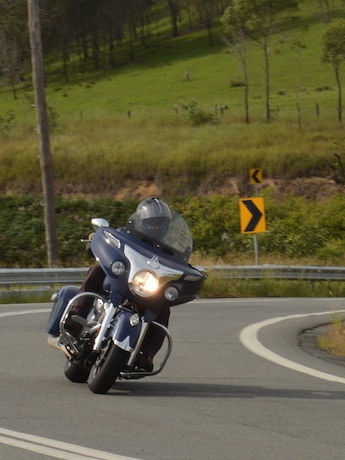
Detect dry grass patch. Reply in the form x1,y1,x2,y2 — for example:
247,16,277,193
318,317,345,357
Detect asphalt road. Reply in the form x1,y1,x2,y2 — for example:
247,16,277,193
1,298,345,460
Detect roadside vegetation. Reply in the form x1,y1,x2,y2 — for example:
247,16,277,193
318,314,345,357
2,1,345,314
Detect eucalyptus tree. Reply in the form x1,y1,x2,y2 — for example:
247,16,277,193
0,30,22,98
28,0,60,267
41,0,74,82
316,0,333,24
0,0,28,98
323,18,345,122
191,0,223,46
221,2,250,123
166,0,180,37
226,0,298,123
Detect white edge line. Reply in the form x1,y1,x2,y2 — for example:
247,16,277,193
0,426,139,460
240,310,345,384
0,309,51,318
0,309,140,460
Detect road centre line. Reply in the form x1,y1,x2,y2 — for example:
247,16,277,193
240,310,345,385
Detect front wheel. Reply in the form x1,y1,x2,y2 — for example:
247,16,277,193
88,342,129,394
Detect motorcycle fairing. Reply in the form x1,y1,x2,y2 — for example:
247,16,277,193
91,226,205,310
111,308,142,352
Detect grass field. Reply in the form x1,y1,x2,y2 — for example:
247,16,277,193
1,1,344,126
1,2,345,198
2,1,345,314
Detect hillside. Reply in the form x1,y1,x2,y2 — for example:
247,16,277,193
1,0,345,201
111,176,344,201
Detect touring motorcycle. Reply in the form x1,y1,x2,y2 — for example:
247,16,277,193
46,209,206,394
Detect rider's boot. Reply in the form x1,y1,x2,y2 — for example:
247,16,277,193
133,352,154,372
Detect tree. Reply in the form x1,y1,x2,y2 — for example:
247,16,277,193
41,0,73,82
323,18,345,122
232,0,298,123
0,0,28,98
28,0,60,267
192,0,221,46
167,0,180,37
221,3,250,123
291,39,307,130
0,31,22,99
316,0,333,24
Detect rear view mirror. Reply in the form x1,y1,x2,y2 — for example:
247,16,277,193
91,218,110,229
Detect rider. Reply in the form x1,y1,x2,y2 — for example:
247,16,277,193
64,197,173,372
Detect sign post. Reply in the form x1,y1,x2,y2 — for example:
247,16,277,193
239,197,266,264
240,169,265,264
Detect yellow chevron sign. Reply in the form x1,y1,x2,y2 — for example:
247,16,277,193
239,197,266,234
249,168,263,184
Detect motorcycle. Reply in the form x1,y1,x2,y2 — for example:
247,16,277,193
46,207,206,394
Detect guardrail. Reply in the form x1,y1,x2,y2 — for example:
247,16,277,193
0,265,343,303
0,268,88,287
0,265,345,288
208,265,345,281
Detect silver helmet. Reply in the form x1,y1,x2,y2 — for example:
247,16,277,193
135,197,172,240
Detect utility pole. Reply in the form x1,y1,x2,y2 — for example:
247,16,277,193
28,0,60,267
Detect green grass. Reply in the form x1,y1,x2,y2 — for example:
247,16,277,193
1,1,344,125
0,115,343,195
2,1,345,282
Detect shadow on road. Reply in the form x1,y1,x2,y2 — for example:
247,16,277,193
109,381,345,400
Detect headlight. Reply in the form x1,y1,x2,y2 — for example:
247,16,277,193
130,270,159,297
129,313,140,326
164,286,179,301
111,260,126,276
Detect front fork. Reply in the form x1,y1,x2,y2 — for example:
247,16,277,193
91,304,173,377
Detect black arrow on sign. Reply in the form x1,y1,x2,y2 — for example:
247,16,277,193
251,169,261,184
242,199,263,232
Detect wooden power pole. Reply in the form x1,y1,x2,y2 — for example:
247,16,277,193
28,0,60,267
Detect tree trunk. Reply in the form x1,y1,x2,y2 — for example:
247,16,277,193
263,40,271,123
335,66,342,122
28,0,60,267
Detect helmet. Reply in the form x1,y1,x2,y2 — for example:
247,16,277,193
135,197,172,240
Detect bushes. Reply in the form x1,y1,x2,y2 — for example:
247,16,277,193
1,194,345,267
173,100,219,126
0,110,16,137
0,196,138,267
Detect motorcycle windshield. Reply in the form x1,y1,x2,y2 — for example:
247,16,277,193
125,209,193,261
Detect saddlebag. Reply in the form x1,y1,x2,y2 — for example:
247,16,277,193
46,285,79,336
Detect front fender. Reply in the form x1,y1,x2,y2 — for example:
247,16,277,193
112,310,142,352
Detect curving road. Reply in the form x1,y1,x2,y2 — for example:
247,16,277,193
1,298,345,460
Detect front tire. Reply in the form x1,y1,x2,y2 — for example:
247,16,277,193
88,342,129,394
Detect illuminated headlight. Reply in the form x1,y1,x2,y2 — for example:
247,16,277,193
130,270,159,297
111,260,126,276
164,286,179,301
